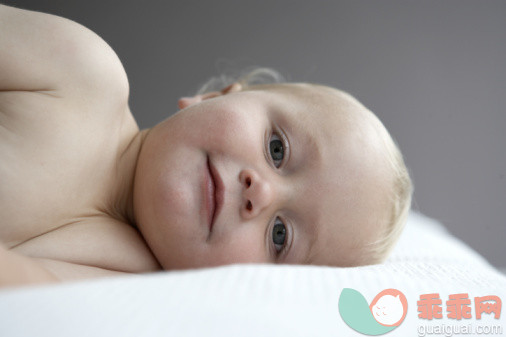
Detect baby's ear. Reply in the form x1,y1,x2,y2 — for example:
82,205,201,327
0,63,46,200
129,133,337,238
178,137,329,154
177,82,242,109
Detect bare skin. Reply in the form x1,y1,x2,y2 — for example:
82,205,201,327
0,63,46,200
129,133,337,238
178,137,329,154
0,5,160,287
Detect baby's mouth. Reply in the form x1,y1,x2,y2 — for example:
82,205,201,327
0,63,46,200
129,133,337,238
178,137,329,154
206,156,224,234
205,156,216,232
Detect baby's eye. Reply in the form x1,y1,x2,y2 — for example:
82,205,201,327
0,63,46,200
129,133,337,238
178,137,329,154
272,217,287,254
269,132,284,168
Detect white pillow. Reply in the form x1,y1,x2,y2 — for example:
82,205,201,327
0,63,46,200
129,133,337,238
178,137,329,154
1,211,504,337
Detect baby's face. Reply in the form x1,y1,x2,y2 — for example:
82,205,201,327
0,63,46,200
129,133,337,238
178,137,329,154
133,83,392,270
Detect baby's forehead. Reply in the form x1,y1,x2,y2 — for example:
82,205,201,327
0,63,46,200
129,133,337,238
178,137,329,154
249,83,377,132
264,84,383,140
248,82,359,109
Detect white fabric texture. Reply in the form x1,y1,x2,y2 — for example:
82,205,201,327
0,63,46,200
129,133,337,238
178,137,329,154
0,211,504,337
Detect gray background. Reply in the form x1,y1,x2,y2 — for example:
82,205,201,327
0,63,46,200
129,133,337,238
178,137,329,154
8,0,505,268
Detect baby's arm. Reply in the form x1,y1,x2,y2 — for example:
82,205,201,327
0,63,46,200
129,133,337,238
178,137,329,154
0,243,58,288
0,4,128,98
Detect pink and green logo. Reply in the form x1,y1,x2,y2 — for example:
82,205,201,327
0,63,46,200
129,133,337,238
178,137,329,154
339,288,408,335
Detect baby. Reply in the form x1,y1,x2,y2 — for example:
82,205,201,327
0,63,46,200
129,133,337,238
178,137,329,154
0,5,412,287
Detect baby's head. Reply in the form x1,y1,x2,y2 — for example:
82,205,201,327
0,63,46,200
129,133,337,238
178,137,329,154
133,69,412,270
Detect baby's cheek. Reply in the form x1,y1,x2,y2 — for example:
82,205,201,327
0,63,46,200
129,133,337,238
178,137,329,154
216,112,261,155
211,229,268,265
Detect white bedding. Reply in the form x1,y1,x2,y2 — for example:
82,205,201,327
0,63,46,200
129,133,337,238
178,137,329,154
1,211,504,337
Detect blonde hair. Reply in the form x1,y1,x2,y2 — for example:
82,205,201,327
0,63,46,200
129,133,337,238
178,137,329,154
365,127,413,264
196,67,413,265
195,67,285,95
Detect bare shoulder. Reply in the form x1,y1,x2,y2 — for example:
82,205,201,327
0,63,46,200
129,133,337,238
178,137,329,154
0,15,138,249
0,4,129,104
0,6,156,285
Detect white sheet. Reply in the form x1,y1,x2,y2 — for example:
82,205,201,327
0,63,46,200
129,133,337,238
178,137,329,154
1,212,505,337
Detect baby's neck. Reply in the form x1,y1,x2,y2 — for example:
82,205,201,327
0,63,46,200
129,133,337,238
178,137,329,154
103,128,151,227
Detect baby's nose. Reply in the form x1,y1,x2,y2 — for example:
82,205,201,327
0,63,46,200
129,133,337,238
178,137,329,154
239,169,274,220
